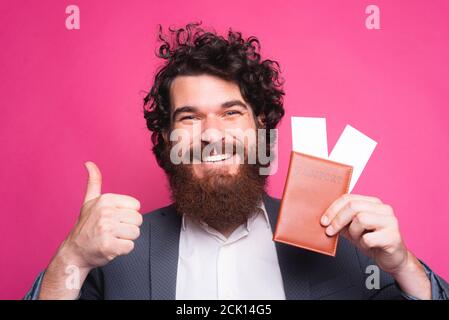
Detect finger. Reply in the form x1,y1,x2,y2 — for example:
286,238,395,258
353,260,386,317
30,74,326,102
321,194,382,226
100,193,141,211
112,239,135,256
321,194,383,226
322,195,390,228
347,212,391,242
114,224,140,240
325,202,392,236
84,161,102,203
115,209,143,226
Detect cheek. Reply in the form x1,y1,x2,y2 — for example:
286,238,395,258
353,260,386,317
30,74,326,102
234,120,259,148
170,125,196,145
235,114,257,130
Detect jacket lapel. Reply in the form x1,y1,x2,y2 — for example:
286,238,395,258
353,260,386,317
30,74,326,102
263,193,311,300
149,204,182,300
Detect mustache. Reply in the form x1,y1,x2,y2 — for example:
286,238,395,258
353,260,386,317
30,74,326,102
179,139,247,163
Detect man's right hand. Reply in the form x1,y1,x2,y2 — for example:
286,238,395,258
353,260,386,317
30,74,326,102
38,161,142,299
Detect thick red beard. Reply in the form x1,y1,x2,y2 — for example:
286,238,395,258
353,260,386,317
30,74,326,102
161,145,267,232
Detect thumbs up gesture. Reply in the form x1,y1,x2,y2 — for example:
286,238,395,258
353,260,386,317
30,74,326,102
63,161,143,269
37,162,142,299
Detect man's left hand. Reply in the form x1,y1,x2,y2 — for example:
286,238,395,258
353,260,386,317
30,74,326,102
320,194,431,299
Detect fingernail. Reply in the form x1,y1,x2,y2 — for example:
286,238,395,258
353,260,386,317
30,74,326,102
326,225,335,236
321,215,329,226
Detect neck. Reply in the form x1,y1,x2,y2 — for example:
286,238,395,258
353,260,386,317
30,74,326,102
216,224,240,239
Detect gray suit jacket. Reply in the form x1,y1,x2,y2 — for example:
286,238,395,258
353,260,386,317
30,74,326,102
25,193,449,300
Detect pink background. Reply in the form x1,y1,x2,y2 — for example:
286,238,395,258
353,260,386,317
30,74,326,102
1,0,448,299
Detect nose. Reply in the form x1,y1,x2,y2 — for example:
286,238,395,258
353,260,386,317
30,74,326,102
201,116,225,145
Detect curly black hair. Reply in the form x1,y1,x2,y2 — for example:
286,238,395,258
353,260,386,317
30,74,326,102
143,22,285,169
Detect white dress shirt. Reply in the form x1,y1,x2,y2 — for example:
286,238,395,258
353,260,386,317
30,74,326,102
175,202,286,300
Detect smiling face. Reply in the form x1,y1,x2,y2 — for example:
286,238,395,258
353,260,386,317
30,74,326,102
169,74,260,179
163,74,267,232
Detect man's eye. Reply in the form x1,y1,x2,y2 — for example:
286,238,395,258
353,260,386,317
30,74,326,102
180,115,199,121
224,110,242,117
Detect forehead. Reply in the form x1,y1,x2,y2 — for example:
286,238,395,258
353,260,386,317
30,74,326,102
169,74,245,110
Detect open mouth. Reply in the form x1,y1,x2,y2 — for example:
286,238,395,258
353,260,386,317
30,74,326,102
188,141,241,165
202,153,234,163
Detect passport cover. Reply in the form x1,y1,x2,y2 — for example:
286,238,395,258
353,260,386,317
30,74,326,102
273,151,353,256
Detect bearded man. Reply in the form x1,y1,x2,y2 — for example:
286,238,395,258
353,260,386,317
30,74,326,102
25,24,449,300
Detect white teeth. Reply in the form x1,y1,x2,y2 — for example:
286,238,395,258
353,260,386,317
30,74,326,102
202,153,233,163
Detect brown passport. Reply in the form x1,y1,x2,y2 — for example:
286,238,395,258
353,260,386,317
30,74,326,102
273,151,353,256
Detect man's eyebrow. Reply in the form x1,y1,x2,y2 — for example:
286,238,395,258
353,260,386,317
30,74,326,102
221,100,248,109
172,106,198,121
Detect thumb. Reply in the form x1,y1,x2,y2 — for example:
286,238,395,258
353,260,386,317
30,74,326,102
83,161,102,203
